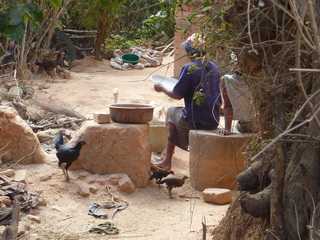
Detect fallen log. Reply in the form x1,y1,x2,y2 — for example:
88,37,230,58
31,96,86,120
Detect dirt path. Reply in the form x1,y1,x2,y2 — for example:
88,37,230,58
35,57,180,118
22,57,229,240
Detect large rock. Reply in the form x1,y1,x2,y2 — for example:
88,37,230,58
70,121,151,187
118,175,136,194
202,188,232,205
189,131,254,191
0,107,46,164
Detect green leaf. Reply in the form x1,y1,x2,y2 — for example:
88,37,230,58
193,90,205,106
0,3,42,42
48,0,63,9
201,6,212,12
8,5,24,26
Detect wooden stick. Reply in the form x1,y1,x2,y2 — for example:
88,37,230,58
63,29,97,34
66,35,97,39
202,216,207,240
161,40,174,53
289,68,320,72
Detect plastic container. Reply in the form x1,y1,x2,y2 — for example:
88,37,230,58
121,54,140,65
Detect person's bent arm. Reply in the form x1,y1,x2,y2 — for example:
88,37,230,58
154,84,183,100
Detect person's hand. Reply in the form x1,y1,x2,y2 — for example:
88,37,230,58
217,128,232,136
154,83,164,93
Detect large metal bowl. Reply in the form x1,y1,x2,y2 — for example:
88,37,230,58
109,104,154,124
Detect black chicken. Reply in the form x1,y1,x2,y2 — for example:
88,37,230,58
159,175,188,198
35,51,65,78
53,131,86,181
150,166,174,187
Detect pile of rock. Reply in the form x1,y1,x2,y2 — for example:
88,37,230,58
110,47,163,71
0,169,41,219
75,172,136,198
0,84,34,102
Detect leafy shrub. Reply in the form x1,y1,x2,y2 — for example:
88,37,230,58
137,10,169,39
105,34,143,52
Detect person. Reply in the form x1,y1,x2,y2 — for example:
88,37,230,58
221,70,255,134
153,34,221,170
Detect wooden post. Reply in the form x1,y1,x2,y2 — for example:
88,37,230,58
202,216,207,240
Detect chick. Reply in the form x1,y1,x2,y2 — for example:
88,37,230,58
150,165,174,187
159,175,188,198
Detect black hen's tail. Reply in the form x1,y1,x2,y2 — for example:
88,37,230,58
53,131,64,150
150,172,160,181
158,179,165,185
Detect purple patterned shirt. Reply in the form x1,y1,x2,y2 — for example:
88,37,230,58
173,60,221,129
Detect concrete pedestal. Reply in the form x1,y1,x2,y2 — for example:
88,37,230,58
149,122,168,153
189,131,254,191
70,121,151,187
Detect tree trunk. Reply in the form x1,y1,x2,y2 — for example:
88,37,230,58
95,9,108,60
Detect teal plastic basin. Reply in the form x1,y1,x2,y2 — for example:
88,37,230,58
121,53,140,65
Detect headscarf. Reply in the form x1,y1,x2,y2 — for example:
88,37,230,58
181,33,206,57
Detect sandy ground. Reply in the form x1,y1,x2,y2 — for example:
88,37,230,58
18,57,229,240
34,56,181,118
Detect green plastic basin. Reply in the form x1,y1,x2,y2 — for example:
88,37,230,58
121,53,140,65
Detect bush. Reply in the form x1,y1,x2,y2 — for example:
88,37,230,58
105,34,143,52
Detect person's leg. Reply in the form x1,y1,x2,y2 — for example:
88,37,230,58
222,84,233,133
157,122,176,170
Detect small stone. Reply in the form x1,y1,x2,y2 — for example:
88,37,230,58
108,177,120,186
64,234,80,240
40,174,52,182
8,86,23,99
0,196,11,206
30,233,41,240
76,170,90,180
27,215,41,223
0,169,15,177
37,84,50,90
0,87,8,98
93,113,111,124
117,175,136,194
107,174,124,186
51,205,63,212
77,183,90,197
202,188,232,205
38,197,47,206
85,174,102,184
36,130,55,143
59,69,72,79
23,223,31,231
14,170,27,183
89,185,98,194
